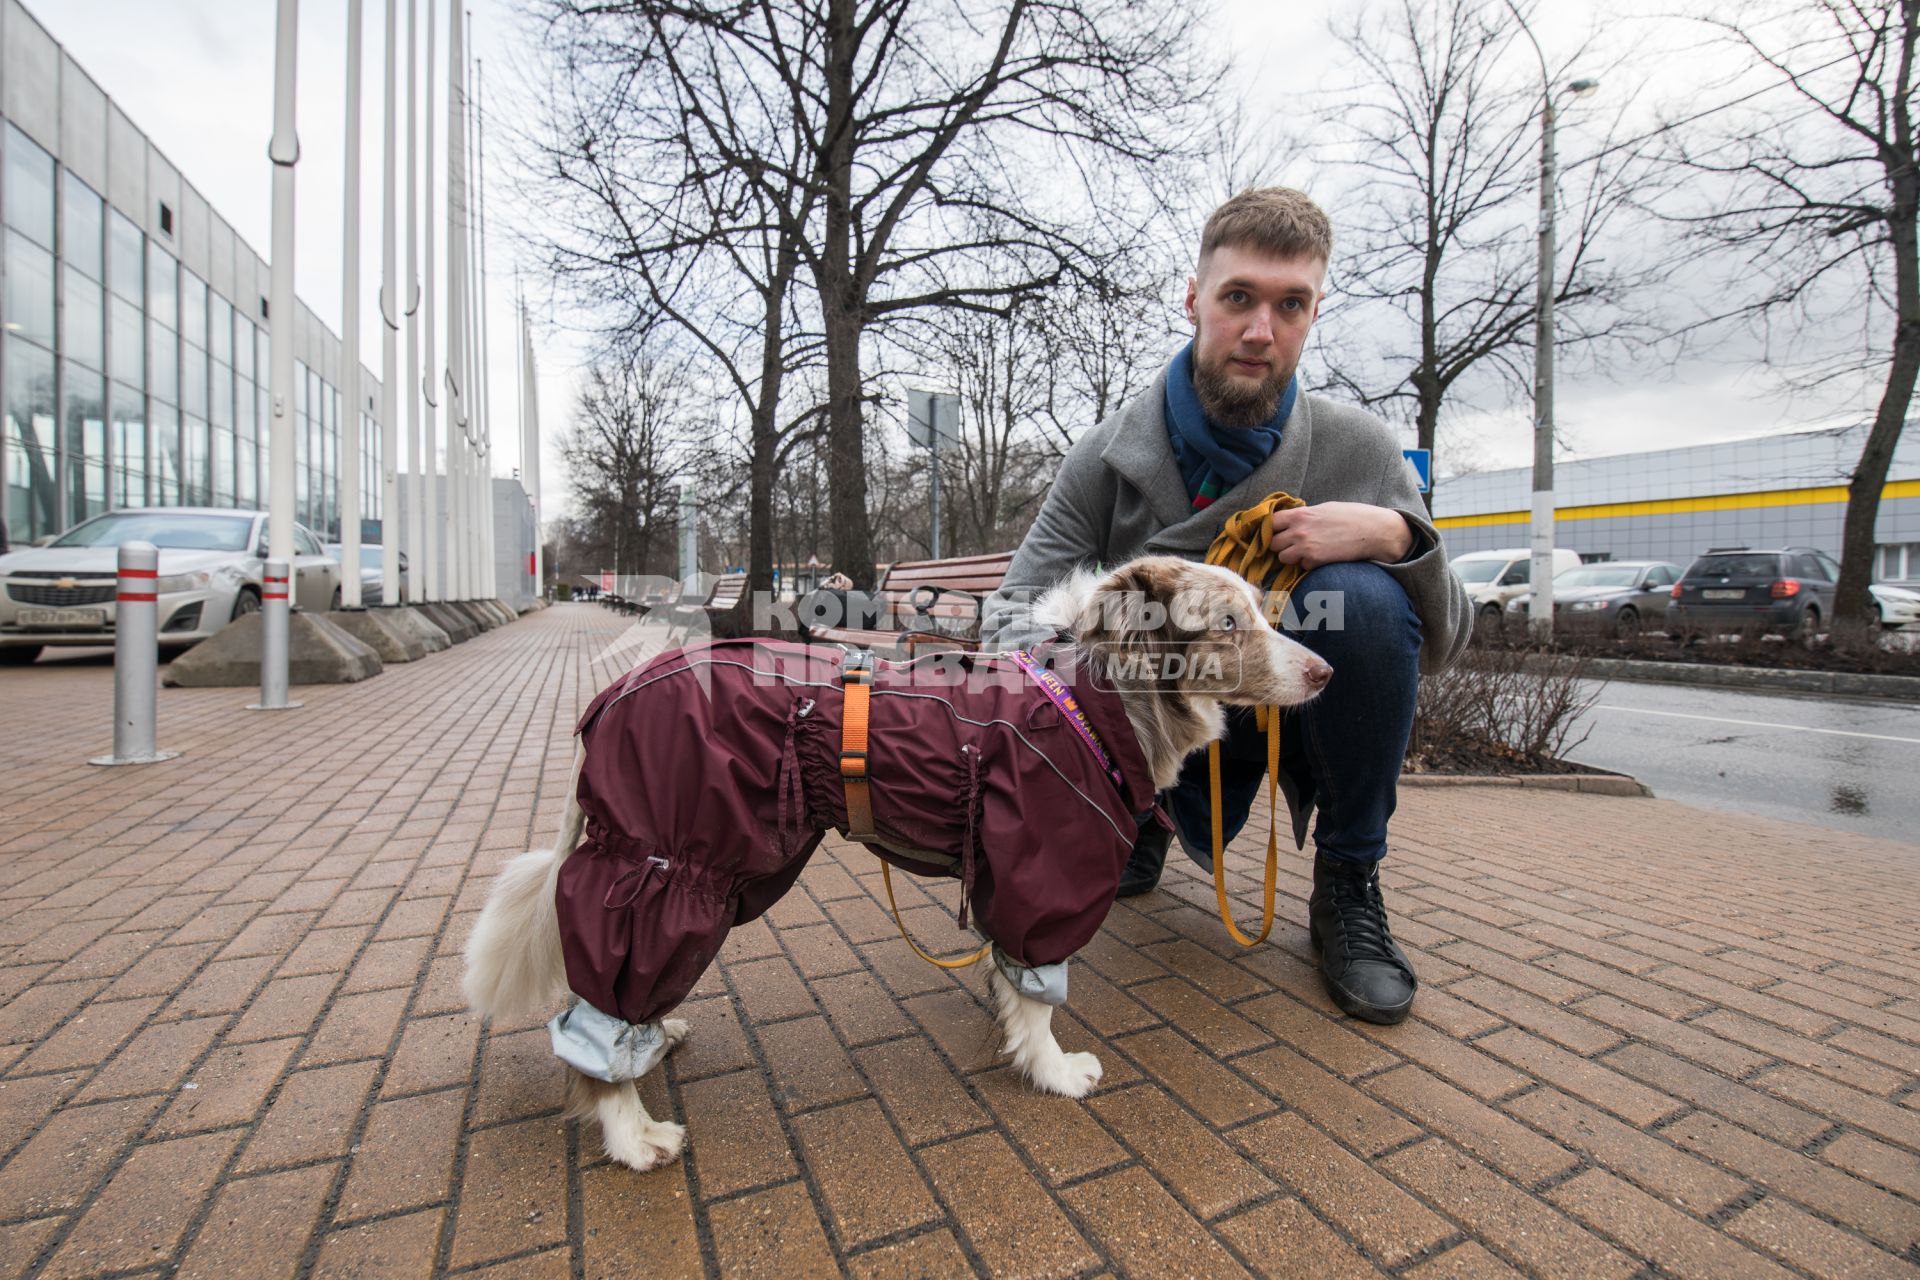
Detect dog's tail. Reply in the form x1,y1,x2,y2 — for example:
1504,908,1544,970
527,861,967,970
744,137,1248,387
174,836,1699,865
463,758,587,1023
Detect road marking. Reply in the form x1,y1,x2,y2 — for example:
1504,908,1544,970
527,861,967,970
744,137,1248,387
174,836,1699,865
1593,704,1920,746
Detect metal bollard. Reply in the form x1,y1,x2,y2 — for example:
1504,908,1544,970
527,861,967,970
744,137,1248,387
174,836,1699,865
247,557,302,711
89,541,179,766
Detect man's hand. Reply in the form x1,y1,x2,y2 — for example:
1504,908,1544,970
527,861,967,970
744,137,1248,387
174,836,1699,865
1268,502,1415,569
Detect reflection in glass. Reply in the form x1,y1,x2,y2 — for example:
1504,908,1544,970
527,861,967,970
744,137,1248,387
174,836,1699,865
150,400,180,506
3,123,55,248
147,247,178,328
4,233,55,348
63,363,108,525
148,319,178,405
63,170,104,281
3,340,56,542
111,384,147,508
62,264,104,370
108,210,143,305
109,296,143,389
182,414,210,507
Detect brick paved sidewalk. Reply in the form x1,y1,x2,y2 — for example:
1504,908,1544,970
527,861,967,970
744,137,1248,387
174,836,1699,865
2,603,1917,1278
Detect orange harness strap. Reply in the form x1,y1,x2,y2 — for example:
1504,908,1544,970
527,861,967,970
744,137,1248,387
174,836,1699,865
840,652,991,969
840,653,876,841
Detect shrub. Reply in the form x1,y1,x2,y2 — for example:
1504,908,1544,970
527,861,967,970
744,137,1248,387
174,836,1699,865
1409,647,1601,772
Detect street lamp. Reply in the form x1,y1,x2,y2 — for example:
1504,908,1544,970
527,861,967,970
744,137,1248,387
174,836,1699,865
1506,0,1598,643
1525,73,1598,643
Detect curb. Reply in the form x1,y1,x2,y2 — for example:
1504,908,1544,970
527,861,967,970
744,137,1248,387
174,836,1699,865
1525,653,1920,702
1400,771,1653,797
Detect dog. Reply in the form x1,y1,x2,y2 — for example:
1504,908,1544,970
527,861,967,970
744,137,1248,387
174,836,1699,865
464,556,1331,1172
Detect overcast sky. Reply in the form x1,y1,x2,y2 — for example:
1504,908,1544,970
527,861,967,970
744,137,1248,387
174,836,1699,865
35,0,1881,521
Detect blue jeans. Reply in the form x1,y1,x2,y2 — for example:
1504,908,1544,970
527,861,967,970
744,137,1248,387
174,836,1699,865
1164,561,1422,868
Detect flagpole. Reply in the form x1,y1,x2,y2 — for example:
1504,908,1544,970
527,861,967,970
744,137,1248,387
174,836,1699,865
340,0,363,607
379,0,400,606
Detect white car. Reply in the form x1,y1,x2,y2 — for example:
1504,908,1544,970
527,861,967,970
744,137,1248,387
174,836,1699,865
1871,580,1920,628
0,508,342,665
1451,547,1585,628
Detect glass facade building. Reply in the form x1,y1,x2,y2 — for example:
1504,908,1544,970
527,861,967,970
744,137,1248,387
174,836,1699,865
1,0,381,548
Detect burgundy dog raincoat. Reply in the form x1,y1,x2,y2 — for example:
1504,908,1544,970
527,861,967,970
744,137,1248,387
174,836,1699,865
557,639,1155,1026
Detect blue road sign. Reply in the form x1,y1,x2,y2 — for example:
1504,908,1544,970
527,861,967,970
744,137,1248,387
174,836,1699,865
1402,448,1432,494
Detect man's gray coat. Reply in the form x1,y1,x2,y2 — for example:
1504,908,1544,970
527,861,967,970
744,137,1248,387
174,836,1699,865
981,370,1473,672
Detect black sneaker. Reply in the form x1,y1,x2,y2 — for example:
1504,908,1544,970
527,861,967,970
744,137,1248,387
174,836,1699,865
1117,820,1172,897
1309,854,1417,1024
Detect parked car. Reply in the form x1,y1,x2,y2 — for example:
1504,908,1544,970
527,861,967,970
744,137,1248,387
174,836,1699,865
0,508,341,665
1667,546,1839,641
323,543,408,606
1503,560,1683,637
1450,547,1584,628
1870,580,1920,628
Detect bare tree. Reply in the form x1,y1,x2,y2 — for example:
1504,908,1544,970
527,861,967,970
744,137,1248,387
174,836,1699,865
1319,0,1654,507
555,354,689,578
567,0,1214,587
521,2,827,615
1658,0,1916,625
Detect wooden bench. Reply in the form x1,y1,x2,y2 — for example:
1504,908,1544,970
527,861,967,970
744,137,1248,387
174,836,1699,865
669,572,749,628
807,551,1014,657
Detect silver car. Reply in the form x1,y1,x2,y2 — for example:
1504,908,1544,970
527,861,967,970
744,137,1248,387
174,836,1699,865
1504,560,1683,638
323,543,409,607
0,508,342,665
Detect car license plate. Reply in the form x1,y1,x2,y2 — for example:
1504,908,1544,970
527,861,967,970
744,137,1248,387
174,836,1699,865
1701,589,1744,600
17,607,107,628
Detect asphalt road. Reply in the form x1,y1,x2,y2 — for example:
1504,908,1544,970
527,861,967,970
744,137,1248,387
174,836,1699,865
1566,679,1920,841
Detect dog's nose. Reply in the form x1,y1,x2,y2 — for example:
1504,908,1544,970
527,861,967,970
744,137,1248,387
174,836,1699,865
1304,660,1333,690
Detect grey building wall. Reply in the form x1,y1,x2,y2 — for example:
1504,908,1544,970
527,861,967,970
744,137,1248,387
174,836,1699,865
391,475,536,606
1432,425,1920,579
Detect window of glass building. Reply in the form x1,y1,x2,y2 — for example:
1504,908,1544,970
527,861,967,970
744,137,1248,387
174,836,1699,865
210,294,231,367
108,210,142,305
150,400,180,506
147,247,177,328
4,340,56,542
235,318,254,384
180,271,207,351
111,384,146,508
147,318,178,406
109,296,142,389
4,124,55,249
237,433,257,508
62,263,104,370
4,230,56,348
212,424,234,505
182,413,209,506
63,363,108,526
63,171,104,282
181,341,208,418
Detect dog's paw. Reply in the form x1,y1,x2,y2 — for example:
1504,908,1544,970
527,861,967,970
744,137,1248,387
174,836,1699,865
661,1018,692,1049
1028,1050,1103,1099
604,1118,686,1173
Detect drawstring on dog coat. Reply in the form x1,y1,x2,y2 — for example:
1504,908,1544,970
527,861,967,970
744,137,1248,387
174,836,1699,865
1203,491,1309,947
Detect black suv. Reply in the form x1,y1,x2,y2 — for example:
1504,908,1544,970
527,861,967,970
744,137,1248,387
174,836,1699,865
1668,546,1839,640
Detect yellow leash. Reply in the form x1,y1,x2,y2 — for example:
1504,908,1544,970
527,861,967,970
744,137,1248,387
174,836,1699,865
880,862,993,969
1203,493,1308,947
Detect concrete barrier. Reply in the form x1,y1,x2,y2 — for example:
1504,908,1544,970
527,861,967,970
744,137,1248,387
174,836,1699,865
164,612,383,687
417,602,477,643
380,606,451,652
327,609,428,662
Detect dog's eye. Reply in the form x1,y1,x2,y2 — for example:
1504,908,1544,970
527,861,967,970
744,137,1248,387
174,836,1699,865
1218,615,1236,633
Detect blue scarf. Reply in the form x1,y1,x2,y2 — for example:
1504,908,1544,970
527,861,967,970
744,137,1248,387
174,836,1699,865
1164,343,1296,510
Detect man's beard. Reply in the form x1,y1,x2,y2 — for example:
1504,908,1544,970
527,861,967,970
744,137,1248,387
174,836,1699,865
1193,345,1294,429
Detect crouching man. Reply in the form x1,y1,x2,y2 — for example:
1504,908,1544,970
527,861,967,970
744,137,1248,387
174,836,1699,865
981,187,1472,1024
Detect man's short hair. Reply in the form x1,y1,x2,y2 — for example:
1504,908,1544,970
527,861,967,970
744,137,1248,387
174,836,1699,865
1200,187,1333,270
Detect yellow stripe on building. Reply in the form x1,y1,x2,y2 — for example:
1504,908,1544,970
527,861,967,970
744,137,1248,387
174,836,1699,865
1434,479,1920,530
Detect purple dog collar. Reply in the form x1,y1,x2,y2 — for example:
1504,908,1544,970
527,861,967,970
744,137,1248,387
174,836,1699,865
1008,649,1126,795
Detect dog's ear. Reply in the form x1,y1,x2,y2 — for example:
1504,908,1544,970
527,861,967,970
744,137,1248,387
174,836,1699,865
1078,558,1202,686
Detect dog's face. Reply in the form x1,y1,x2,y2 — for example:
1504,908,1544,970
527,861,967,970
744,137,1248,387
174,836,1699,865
1068,557,1331,707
